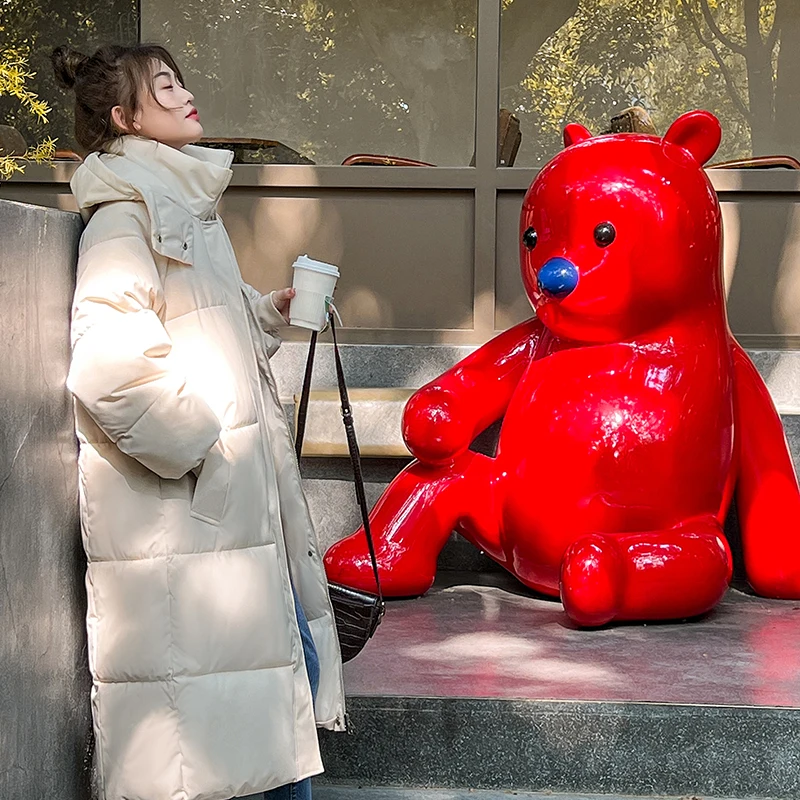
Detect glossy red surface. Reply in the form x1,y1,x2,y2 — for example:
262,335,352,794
324,110,800,626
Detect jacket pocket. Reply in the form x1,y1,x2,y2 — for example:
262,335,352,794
190,438,231,525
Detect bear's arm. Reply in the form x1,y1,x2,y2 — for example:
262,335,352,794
403,317,543,464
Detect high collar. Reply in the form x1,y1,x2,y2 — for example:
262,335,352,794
71,137,234,265
101,136,234,220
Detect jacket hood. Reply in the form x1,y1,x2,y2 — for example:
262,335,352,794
71,136,234,265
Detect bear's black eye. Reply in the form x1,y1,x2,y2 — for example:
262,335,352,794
523,227,538,250
594,222,616,247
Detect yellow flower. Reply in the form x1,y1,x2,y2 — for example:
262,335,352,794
0,49,56,180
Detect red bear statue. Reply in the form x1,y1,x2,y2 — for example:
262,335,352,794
325,110,800,626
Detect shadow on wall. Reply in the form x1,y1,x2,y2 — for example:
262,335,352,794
0,199,93,800
723,199,796,342
220,170,477,334
723,199,800,398
221,169,342,296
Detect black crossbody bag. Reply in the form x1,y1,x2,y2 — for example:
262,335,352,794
294,313,385,663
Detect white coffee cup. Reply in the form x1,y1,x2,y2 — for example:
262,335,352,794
289,254,340,331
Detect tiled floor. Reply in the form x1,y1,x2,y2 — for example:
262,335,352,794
341,571,800,708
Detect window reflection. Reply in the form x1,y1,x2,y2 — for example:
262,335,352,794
14,1,795,169
142,0,477,166
501,0,794,167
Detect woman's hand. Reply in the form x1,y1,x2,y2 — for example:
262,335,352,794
272,288,296,323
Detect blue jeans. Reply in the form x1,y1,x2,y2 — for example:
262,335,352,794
261,776,311,800
257,587,320,800
292,586,320,702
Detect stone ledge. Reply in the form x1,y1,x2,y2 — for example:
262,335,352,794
295,388,414,457
279,346,800,459
272,341,800,416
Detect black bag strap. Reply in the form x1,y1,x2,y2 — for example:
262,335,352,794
294,330,317,464
295,314,383,601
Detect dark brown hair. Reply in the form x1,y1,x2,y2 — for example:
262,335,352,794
51,44,186,154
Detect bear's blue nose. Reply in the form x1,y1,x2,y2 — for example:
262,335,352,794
537,257,579,299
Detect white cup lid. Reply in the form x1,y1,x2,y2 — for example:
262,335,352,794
292,254,340,277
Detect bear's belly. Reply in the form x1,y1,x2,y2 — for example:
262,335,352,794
494,349,733,593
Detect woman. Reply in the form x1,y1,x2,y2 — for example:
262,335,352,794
52,43,345,800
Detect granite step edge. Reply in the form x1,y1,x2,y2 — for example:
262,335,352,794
317,696,799,799
314,786,753,800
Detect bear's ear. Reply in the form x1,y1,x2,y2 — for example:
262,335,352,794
663,110,722,166
563,123,593,148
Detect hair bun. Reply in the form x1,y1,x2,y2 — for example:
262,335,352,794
51,46,89,90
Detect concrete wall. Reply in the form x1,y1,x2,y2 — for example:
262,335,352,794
0,200,92,800
5,166,800,348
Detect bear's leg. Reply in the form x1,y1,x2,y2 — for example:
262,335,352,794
731,341,800,598
324,451,492,596
559,517,732,627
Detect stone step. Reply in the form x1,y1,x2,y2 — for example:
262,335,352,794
315,787,741,800
319,695,794,800
316,573,800,800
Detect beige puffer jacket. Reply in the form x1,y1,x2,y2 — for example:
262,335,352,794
68,136,345,800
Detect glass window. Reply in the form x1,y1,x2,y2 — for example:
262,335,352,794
500,0,792,167
142,0,478,165
0,0,138,154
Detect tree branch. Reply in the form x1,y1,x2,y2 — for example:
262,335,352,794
698,0,748,55
683,0,752,122
766,2,782,53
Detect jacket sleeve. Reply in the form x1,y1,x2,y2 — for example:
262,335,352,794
241,283,287,358
68,230,222,480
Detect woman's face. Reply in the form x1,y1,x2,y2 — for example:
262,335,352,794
115,60,203,149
